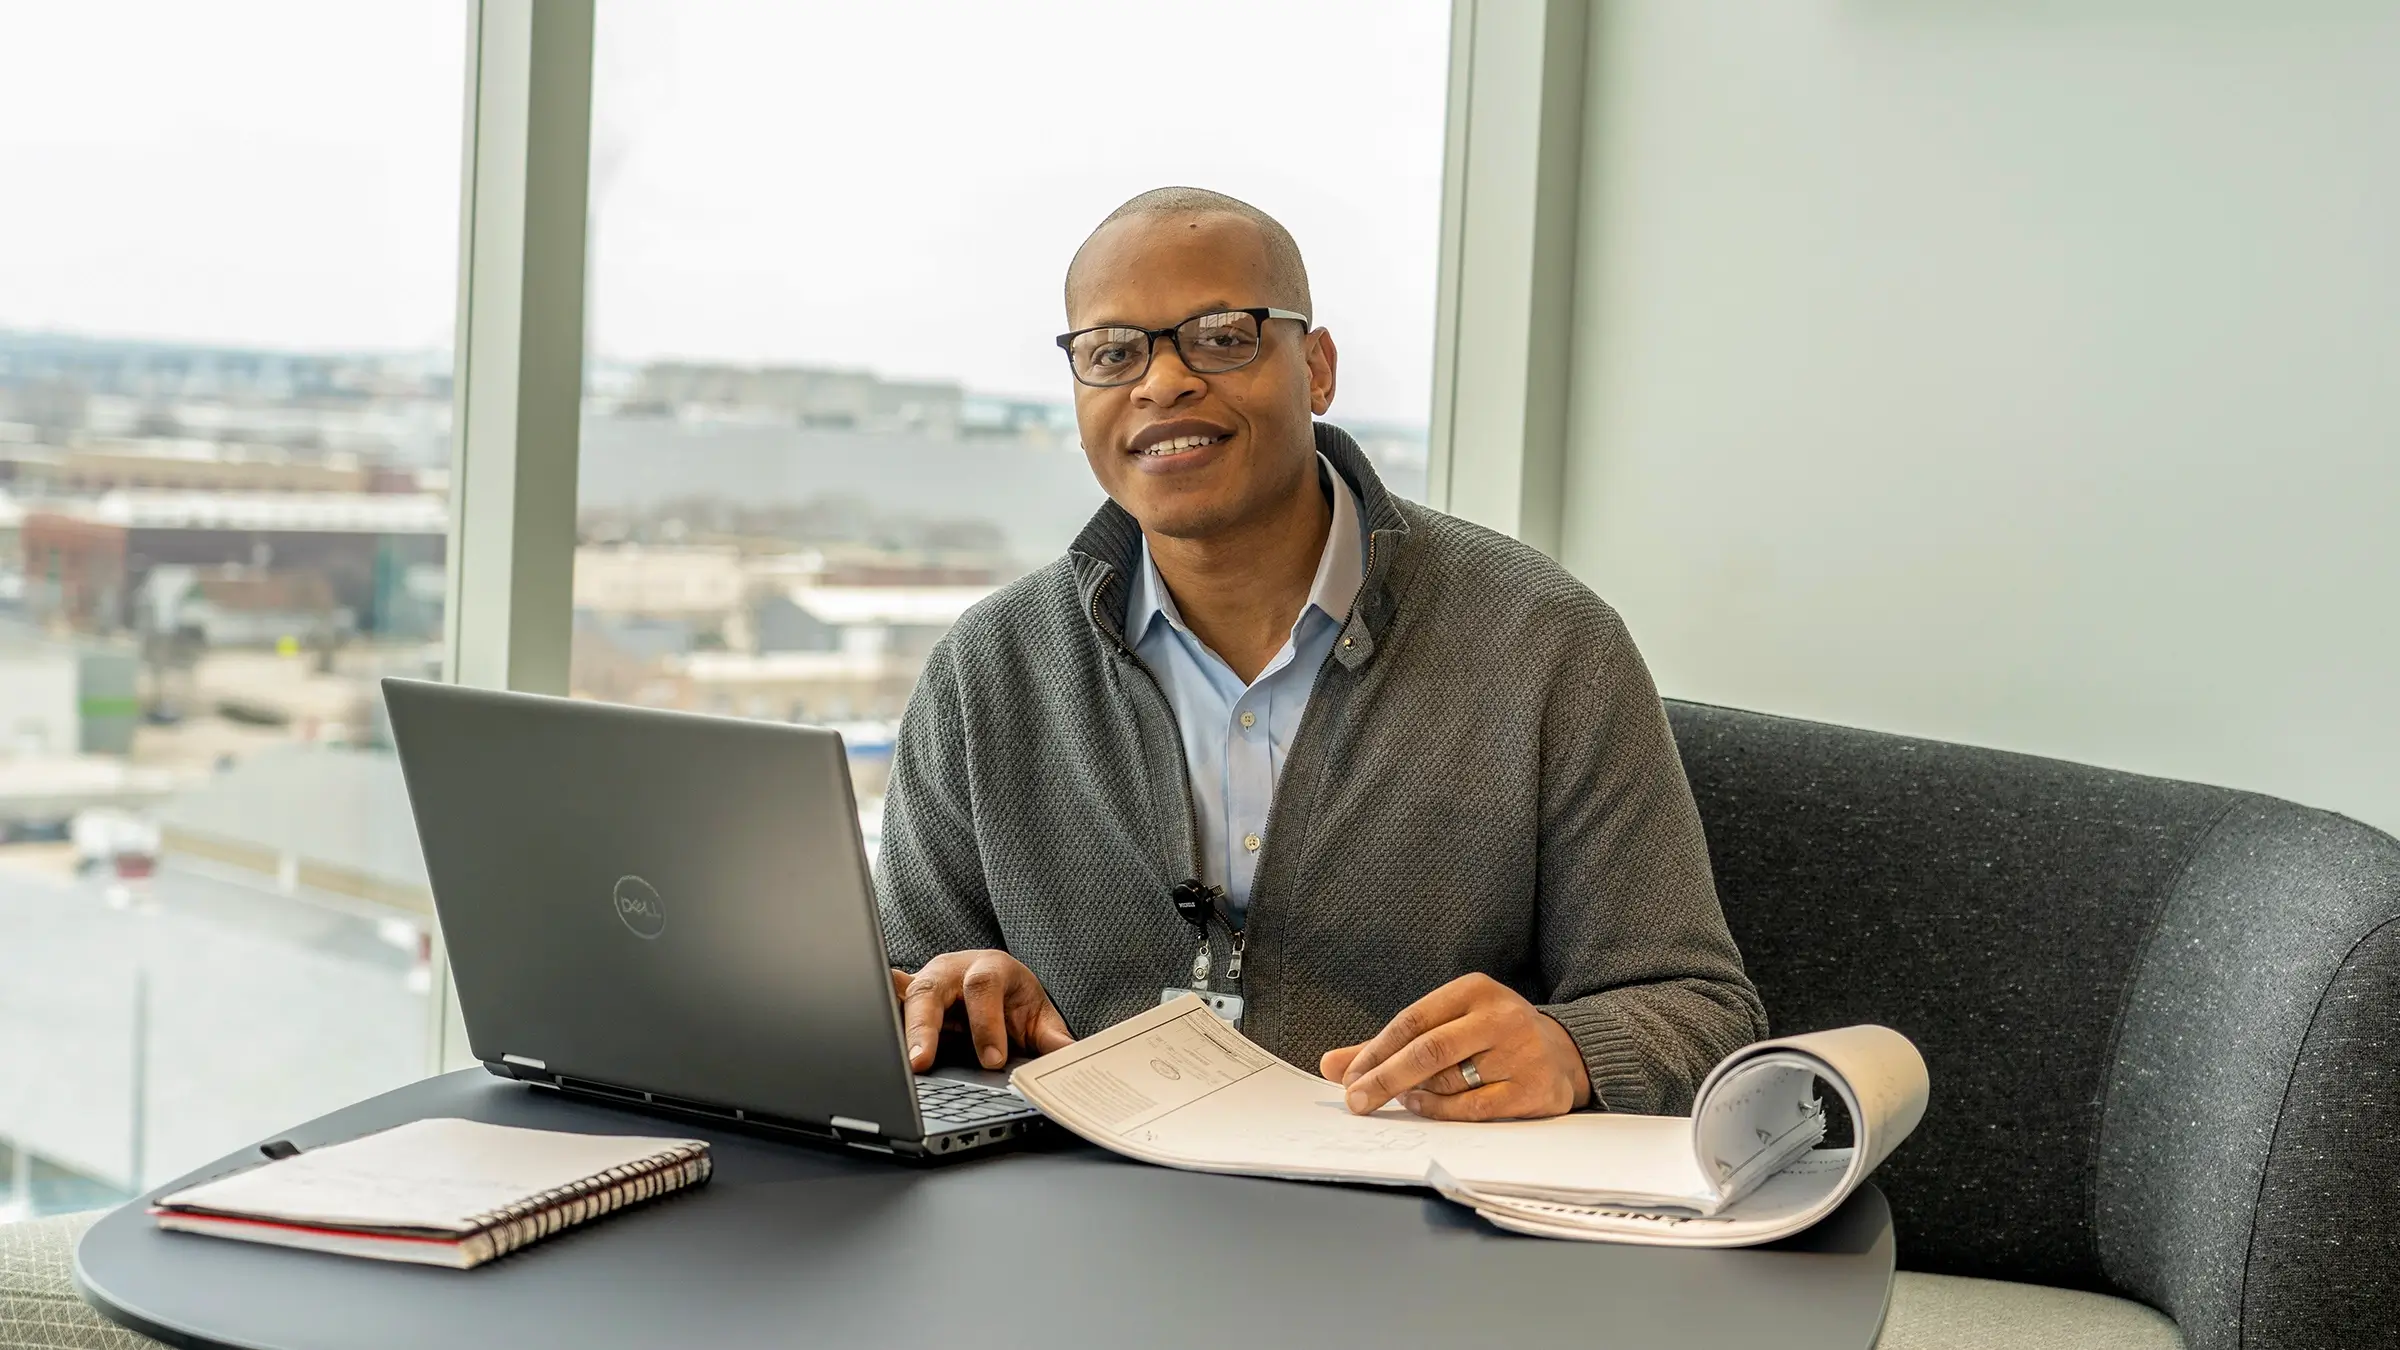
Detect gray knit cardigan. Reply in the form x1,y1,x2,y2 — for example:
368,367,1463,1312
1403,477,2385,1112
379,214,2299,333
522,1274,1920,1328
877,422,1766,1114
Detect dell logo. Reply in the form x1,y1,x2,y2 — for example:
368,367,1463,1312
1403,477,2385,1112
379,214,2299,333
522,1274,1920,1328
612,875,665,939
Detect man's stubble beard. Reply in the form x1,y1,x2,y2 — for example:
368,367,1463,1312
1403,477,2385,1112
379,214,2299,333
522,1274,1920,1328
1139,441,1316,547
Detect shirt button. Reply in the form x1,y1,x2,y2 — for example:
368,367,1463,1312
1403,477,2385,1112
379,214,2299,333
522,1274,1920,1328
1243,833,1262,852
1239,711,1257,729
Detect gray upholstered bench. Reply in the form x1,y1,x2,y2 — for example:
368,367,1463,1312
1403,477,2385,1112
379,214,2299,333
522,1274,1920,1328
1668,701,2400,1350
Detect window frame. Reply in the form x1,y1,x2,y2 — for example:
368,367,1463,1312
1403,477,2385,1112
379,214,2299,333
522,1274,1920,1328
434,0,594,1070
1427,0,1589,555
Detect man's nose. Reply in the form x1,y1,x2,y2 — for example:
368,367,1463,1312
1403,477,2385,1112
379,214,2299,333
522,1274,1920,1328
1130,336,1206,408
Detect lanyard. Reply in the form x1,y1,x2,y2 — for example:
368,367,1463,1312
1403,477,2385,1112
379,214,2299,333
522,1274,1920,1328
1169,878,1244,990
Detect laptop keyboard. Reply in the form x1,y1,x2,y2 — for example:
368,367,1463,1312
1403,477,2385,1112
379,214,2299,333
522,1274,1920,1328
915,1076,1036,1125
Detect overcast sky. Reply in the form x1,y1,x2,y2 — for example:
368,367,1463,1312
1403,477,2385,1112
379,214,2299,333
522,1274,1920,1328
0,1,1451,425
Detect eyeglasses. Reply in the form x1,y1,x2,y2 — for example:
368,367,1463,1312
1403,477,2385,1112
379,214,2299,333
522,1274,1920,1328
1055,307,1310,388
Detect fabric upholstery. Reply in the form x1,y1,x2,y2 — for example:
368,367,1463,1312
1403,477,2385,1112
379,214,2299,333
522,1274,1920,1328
2239,914,2400,1346
2096,801,2400,1346
0,1213,157,1349
1669,700,2400,1350
1875,1272,2184,1350
1667,700,2237,1286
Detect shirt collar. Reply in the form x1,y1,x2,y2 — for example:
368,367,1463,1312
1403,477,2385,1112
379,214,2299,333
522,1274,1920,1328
1128,452,1367,643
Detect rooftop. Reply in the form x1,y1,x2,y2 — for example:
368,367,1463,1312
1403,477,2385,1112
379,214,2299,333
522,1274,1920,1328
156,744,431,914
0,756,179,819
673,649,895,681
786,584,994,627
0,862,427,1194
57,491,448,535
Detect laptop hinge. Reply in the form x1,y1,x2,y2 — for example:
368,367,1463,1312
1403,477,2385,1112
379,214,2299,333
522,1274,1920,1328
830,1115,880,1136
492,1053,554,1084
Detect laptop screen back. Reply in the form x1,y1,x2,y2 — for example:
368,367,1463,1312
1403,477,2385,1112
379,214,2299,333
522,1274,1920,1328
383,679,923,1138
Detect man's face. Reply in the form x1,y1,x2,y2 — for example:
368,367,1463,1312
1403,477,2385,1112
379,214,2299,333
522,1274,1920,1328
1066,214,1337,542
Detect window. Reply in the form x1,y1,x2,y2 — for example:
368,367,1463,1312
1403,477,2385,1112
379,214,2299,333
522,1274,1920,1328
572,2,1452,842
0,3,464,1220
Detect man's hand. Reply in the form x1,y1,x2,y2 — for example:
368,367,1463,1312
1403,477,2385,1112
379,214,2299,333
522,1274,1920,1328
1318,973,1593,1121
892,951,1074,1072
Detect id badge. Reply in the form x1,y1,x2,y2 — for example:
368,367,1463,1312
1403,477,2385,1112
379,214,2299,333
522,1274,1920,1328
1162,987,1245,1022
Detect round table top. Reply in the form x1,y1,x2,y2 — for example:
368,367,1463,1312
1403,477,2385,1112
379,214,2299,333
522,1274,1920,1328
79,1068,1893,1350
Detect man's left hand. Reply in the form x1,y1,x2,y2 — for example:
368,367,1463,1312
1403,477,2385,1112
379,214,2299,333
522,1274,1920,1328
1319,973,1593,1120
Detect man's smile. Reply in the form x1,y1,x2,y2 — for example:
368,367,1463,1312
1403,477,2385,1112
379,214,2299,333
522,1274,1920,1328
1139,433,1227,457
1127,419,1235,464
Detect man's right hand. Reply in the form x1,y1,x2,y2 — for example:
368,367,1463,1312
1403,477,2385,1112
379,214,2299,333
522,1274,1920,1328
891,950,1074,1072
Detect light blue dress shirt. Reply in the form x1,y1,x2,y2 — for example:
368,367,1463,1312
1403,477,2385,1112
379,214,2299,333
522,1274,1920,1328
1128,455,1367,923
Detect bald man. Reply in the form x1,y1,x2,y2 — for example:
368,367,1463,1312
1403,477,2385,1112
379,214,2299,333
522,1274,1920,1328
880,187,1765,1121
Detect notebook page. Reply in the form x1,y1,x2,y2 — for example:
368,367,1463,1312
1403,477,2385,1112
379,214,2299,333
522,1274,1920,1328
1012,996,1717,1207
157,1118,708,1234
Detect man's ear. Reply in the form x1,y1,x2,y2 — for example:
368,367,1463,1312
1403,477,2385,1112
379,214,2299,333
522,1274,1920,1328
1306,327,1339,416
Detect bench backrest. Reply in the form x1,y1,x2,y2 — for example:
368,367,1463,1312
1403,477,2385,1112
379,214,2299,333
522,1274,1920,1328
1666,699,2400,1349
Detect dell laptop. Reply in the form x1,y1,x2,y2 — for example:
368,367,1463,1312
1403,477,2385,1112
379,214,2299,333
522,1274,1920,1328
381,678,1045,1159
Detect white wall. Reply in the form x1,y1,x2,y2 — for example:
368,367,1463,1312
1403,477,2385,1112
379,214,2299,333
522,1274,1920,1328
1557,3,2400,835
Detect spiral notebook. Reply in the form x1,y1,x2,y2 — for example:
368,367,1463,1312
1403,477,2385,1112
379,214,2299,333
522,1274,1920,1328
151,1118,713,1269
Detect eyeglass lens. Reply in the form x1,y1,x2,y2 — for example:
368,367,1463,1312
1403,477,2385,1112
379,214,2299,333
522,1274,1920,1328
1068,310,1264,386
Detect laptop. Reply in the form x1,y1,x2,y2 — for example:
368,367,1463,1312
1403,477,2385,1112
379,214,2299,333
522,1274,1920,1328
380,678,1046,1160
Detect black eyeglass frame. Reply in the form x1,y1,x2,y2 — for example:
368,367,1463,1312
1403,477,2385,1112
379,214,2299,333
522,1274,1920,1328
1054,307,1312,388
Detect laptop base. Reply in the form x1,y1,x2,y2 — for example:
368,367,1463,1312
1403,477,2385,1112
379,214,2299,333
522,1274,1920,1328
494,1062,1049,1162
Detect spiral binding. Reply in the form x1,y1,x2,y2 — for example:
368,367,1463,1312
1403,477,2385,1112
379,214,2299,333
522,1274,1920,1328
455,1142,713,1264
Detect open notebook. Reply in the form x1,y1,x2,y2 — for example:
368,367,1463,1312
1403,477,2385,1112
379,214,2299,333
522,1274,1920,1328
151,1118,712,1269
1010,996,1928,1247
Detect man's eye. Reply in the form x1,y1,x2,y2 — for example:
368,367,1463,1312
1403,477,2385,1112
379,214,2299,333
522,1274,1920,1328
1090,345,1132,366
1195,333,1243,350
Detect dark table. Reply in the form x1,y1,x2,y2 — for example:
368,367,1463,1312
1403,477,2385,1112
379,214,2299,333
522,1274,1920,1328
78,1069,1893,1349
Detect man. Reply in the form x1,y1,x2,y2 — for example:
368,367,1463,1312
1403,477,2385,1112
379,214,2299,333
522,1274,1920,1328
883,187,1765,1120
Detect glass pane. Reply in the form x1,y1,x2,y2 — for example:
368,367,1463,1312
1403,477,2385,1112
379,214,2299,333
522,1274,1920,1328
576,1,1449,847
0,3,464,1221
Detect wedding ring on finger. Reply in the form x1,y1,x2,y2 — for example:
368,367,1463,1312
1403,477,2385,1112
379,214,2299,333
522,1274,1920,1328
1458,1057,1485,1090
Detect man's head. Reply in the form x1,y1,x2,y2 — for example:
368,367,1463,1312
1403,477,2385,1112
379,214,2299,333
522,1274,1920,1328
1061,187,1337,543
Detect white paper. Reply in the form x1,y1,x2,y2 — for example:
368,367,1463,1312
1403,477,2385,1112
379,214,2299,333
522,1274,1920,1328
1439,1024,1929,1244
1436,1151,1867,1248
1011,996,1930,1247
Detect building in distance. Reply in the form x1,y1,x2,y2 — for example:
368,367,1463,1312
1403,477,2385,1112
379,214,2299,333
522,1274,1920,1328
19,491,446,639
624,360,965,438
